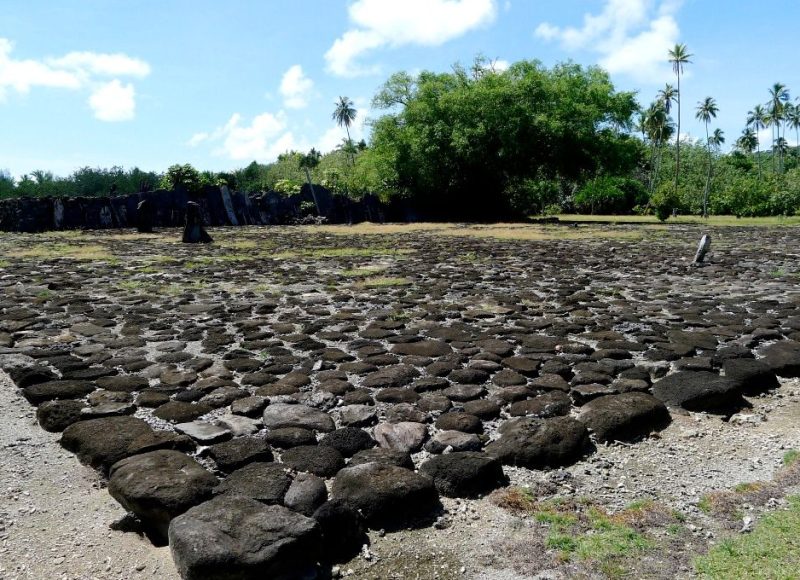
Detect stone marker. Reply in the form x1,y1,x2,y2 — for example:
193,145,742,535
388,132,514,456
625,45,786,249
692,234,710,264
182,201,213,244
136,199,154,233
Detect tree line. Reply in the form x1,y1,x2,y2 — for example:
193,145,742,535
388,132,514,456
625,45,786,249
2,49,799,219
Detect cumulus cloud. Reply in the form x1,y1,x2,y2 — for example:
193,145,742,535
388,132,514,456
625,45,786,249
279,65,314,109
189,111,307,161
0,37,149,119
535,0,682,83
325,0,498,77
88,80,136,122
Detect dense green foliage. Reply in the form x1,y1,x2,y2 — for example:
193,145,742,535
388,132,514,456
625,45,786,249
357,59,643,218
2,53,800,218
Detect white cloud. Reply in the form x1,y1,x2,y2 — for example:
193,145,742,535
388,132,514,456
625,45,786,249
535,0,682,83
88,80,136,121
325,0,498,77
279,65,314,109
0,37,149,119
193,111,308,161
47,51,151,78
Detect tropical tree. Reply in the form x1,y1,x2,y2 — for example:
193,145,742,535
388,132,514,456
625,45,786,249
786,102,800,164
668,44,692,198
643,101,675,192
746,104,768,178
658,84,678,116
736,128,758,157
767,82,790,172
696,96,719,217
298,148,322,215
332,96,357,165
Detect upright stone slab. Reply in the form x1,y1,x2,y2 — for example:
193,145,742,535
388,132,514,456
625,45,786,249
182,201,213,243
693,234,711,264
136,199,154,233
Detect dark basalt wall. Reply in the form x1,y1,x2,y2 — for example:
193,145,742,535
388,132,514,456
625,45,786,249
0,185,410,232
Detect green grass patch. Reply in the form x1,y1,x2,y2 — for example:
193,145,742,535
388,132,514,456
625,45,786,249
557,214,800,227
341,266,387,277
695,496,800,579
0,259,9,267
783,450,800,467
355,276,412,288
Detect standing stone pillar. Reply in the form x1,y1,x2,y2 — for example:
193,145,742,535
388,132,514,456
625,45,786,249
136,199,154,233
692,234,710,264
182,201,213,243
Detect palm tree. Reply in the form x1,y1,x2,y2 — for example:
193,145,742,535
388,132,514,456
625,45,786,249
746,104,767,178
736,128,758,157
332,96,357,165
696,97,719,218
767,82,790,172
643,101,675,193
668,44,692,198
298,148,322,215
658,84,678,116
786,102,800,164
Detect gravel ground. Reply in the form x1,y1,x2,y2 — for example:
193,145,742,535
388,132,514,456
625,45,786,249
0,369,178,580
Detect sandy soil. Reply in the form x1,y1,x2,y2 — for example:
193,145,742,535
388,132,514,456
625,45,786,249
0,369,178,580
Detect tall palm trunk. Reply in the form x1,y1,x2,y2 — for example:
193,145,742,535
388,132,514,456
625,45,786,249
674,73,681,197
303,167,321,216
703,122,710,216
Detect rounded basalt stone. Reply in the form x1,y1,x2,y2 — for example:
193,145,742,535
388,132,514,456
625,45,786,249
349,447,415,469
723,359,780,395
492,369,528,387
313,499,367,562
36,399,85,432
386,403,429,424
265,427,317,449
373,422,428,453
262,403,335,433
419,452,506,498
280,445,345,478
230,396,268,417
486,416,589,469
206,436,274,473
424,430,483,454
412,377,450,392
108,450,217,543
96,375,149,393
342,388,374,405
391,340,452,358
320,427,376,457
60,416,154,474
448,368,489,385
652,371,745,412
434,412,483,434
442,384,485,402
577,392,670,442
153,401,213,423
332,463,439,529
375,387,420,404
462,399,501,420
213,462,292,504
168,496,322,580
284,473,328,517
199,386,250,409
417,394,452,413
136,390,171,407
21,380,96,406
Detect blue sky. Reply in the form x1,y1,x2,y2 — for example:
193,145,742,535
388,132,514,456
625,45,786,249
2,0,799,179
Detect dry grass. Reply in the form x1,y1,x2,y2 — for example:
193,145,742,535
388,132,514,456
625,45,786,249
300,222,642,241
4,243,112,261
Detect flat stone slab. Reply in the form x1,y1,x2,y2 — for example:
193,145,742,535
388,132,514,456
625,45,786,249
175,421,232,444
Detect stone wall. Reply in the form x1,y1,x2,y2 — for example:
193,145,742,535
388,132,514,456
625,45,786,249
0,185,403,232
